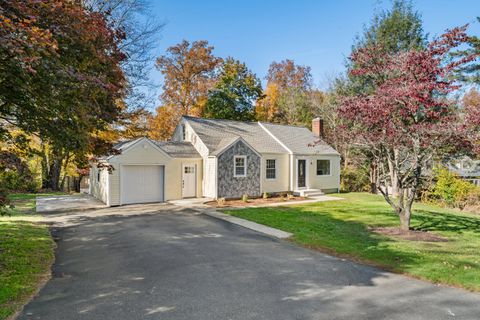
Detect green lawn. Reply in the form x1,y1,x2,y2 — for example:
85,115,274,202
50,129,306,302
0,193,56,320
225,193,480,291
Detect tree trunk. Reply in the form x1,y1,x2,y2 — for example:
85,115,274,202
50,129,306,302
40,143,50,189
399,208,411,231
48,158,62,191
370,160,377,194
387,154,399,198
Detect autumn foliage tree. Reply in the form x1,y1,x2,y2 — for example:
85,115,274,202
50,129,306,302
149,40,222,139
340,26,477,230
1,0,126,190
256,59,314,126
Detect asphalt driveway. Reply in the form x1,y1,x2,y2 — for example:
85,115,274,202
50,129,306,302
20,207,480,320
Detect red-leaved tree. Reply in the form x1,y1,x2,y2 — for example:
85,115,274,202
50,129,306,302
340,25,478,230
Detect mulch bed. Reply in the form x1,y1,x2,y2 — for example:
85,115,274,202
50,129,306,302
370,227,449,242
206,196,307,208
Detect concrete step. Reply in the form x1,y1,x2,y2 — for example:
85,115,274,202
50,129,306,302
295,189,324,197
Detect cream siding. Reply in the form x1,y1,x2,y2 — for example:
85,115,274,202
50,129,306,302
104,139,202,205
90,164,109,205
204,157,217,198
292,154,341,192
261,153,290,193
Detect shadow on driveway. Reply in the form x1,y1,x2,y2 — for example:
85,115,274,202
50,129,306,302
18,206,480,320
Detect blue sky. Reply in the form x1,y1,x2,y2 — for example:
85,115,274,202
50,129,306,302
144,0,480,107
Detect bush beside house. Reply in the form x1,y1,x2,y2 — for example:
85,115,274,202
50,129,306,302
425,167,480,212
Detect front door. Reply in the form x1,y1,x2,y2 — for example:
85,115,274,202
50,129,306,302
182,164,196,198
298,160,306,188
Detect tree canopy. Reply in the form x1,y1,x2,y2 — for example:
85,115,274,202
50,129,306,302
204,58,263,121
340,26,477,230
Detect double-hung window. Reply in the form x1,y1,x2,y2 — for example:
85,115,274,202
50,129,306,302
316,159,331,176
234,156,247,177
266,159,276,180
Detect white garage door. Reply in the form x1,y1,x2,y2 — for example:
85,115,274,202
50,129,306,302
121,165,164,205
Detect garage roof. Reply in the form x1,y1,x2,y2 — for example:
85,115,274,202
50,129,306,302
153,141,201,158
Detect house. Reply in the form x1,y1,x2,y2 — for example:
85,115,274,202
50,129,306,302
447,156,480,187
89,116,340,206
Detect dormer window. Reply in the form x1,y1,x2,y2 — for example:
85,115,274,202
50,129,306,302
182,124,186,140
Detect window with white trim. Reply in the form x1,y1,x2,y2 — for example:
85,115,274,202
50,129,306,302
266,159,276,179
316,159,331,176
234,155,247,177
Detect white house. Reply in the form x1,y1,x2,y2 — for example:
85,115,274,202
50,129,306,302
89,116,340,206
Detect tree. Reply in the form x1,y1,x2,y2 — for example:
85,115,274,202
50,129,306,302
147,106,177,141
260,59,314,126
84,0,164,110
156,40,222,117
204,58,263,121
463,88,480,154
456,17,480,83
338,0,428,195
339,26,476,230
255,83,280,122
1,0,127,190
355,0,426,52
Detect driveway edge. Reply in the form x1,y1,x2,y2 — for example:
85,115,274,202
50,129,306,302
201,209,293,239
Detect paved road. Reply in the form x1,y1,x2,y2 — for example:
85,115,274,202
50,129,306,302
20,208,480,320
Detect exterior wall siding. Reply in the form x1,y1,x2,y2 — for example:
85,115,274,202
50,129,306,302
260,153,290,194
204,157,217,198
89,165,109,205
291,154,341,191
217,140,261,199
105,139,202,205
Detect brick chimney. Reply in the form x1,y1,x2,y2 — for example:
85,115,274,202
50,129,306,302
312,117,324,138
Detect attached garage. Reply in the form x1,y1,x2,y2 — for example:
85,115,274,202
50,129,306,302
121,165,164,205
90,137,202,206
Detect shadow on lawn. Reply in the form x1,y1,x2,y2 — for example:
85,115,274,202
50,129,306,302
412,209,480,234
251,206,419,270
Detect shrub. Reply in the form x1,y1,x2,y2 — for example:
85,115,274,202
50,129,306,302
242,194,248,202
0,170,37,192
0,189,14,216
340,166,370,192
217,198,226,206
431,167,479,209
263,192,269,199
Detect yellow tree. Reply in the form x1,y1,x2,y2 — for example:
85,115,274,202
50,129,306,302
156,40,222,116
255,83,280,122
147,106,178,141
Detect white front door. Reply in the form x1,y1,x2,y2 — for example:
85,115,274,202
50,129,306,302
182,164,196,198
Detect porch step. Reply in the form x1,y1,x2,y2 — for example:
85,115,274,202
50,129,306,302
295,189,324,197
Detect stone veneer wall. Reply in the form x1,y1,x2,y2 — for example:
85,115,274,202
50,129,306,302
217,140,261,199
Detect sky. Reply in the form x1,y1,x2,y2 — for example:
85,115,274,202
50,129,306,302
143,0,480,109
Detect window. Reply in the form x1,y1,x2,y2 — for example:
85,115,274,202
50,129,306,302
316,160,330,176
182,124,186,140
266,159,276,179
184,166,194,174
234,156,247,177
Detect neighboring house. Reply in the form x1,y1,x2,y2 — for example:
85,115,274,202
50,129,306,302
90,116,340,206
446,156,480,187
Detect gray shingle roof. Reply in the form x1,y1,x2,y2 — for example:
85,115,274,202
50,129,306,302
107,137,200,159
184,116,287,154
153,141,201,158
260,122,340,155
113,138,143,151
